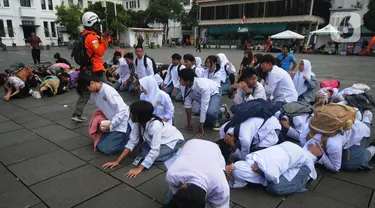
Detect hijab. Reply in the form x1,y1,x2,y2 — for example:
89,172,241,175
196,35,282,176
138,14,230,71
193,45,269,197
293,59,315,96
217,53,229,69
139,76,160,107
195,57,202,67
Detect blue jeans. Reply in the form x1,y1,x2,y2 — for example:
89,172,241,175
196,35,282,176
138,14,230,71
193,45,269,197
165,83,182,101
266,165,311,195
205,92,222,126
113,80,131,91
342,137,372,171
97,128,131,155
221,78,230,96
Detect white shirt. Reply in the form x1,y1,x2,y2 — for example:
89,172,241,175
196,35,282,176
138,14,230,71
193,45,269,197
233,82,267,105
203,70,223,85
300,120,370,172
194,66,205,78
183,78,221,123
7,76,25,89
91,83,130,133
220,116,281,160
265,66,298,103
135,56,154,79
126,120,184,169
166,139,230,208
140,91,174,124
117,58,132,83
274,111,312,141
164,64,185,87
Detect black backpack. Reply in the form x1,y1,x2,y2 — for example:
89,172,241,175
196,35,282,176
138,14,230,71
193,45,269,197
168,64,183,74
71,33,94,67
347,93,375,113
224,99,278,139
135,54,157,74
278,102,314,123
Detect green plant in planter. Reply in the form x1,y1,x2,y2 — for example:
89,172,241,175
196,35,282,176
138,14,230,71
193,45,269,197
150,42,155,49
157,44,160,48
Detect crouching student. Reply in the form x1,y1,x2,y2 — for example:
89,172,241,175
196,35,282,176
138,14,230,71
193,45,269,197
314,87,339,107
232,67,266,105
113,52,134,91
77,71,131,154
139,76,174,124
226,141,317,195
292,59,317,104
179,68,227,135
39,76,60,97
183,54,204,78
162,53,185,100
164,139,230,208
203,55,224,86
301,104,375,172
2,76,30,100
102,100,184,178
217,53,236,96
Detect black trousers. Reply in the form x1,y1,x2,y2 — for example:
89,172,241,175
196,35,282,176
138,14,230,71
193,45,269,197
31,48,41,64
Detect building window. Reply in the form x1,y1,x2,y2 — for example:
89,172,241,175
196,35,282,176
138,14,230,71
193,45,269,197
20,0,31,7
68,0,73,6
6,20,13,37
41,0,46,9
51,22,56,37
88,1,92,6
137,0,140,8
201,6,214,20
44,21,49,37
183,0,190,6
3,0,9,7
0,20,5,37
126,2,128,9
215,5,229,19
78,0,83,8
48,0,53,10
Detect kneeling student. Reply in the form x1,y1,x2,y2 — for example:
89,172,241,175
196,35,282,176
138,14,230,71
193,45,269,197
78,71,131,155
232,67,266,105
164,139,230,208
226,141,317,195
39,75,60,97
139,76,174,124
2,76,30,100
102,100,184,178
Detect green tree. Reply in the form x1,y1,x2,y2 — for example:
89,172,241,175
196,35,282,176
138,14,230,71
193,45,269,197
55,2,83,39
364,0,375,32
187,0,199,27
145,0,184,43
127,10,149,28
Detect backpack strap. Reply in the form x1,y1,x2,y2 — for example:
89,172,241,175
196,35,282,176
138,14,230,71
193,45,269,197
143,55,148,68
82,33,95,66
177,64,182,73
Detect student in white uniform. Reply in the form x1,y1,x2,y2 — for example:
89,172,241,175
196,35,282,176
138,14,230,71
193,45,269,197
77,71,131,155
3,76,30,100
162,53,185,100
113,52,134,91
226,141,317,195
232,67,266,105
179,68,225,135
217,53,236,96
260,54,298,108
139,76,174,124
219,115,281,161
203,55,224,85
292,59,317,104
332,83,370,103
164,139,230,208
301,104,375,172
183,54,204,78
132,46,154,91
102,100,184,178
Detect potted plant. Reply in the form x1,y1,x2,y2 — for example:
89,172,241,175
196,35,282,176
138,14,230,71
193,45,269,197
7,27,16,47
150,42,155,49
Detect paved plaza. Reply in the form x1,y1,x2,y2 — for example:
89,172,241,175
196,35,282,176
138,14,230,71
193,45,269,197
1,47,375,208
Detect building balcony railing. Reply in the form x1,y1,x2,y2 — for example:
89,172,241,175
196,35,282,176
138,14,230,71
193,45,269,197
19,7,37,17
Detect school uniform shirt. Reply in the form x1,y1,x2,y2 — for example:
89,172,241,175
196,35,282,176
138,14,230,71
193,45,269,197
166,139,230,208
126,120,184,169
276,53,296,71
217,53,236,83
231,142,317,188
183,78,221,124
333,87,368,102
203,70,223,85
300,120,370,172
233,82,267,105
164,64,185,87
274,111,312,141
135,56,154,79
194,65,205,78
265,65,298,103
7,76,25,89
220,116,281,160
117,58,131,84
91,83,130,134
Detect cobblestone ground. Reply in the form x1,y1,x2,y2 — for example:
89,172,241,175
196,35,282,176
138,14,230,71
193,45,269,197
0,47,375,208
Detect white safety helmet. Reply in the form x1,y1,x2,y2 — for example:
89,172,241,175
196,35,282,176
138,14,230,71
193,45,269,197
82,11,100,27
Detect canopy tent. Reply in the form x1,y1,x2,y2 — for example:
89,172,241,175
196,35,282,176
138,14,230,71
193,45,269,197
305,24,342,50
271,30,305,39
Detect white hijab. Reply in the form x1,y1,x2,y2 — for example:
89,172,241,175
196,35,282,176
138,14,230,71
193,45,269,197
139,76,160,107
293,59,314,96
195,57,202,67
216,53,229,69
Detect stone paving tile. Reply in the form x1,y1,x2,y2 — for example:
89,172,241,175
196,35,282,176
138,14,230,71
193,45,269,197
31,203,48,208
278,192,357,208
0,128,40,148
230,186,283,208
0,114,9,122
111,164,164,187
12,114,45,124
55,135,93,151
0,171,25,193
71,145,103,161
0,138,60,165
0,120,23,133
30,165,121,208
55,117,89,129
74,126,91,137
0,108,35,119
89,154,133,173
21,118,55,130
29,104,68,115
75,184,161,208
369,192,375,208
314,176,372,208
328,167,375,190
32,124,80,142
39,109,73,121
8,150,86,186
136,173,169,204
9,97,56,108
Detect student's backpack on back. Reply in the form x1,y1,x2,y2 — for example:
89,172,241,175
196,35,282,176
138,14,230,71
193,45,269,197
224,99,278,139
320,79,340,89
347,92,375,113
307,104,356,149
135,54,157,74
279,102,314,122
224,65,235,85
71,33,94,67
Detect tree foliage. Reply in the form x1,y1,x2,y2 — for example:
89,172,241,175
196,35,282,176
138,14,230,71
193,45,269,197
364,0,375,32
55,2,83,39
127,10,149,28
187,0,199,27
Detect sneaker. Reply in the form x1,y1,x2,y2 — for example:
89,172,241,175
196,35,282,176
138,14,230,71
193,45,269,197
221,104,231,119
213,122,221,131
71,115,87,123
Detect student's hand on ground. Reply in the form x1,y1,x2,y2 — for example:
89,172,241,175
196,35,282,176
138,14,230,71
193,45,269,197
185,125,194,131
196,129,206,137
102,161,119,169
126,167,143,178
280,119,290,129
308,143,323,157
3,95,10,101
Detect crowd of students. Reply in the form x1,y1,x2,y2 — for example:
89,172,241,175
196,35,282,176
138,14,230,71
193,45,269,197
1,11,375,208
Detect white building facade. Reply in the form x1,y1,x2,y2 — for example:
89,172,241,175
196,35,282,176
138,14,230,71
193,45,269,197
0,0,62,46
61,0,124,10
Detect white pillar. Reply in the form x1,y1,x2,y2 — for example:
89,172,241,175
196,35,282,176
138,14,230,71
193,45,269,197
310,0,315,16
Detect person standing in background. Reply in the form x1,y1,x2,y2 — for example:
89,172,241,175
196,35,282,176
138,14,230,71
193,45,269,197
27,32,42,65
